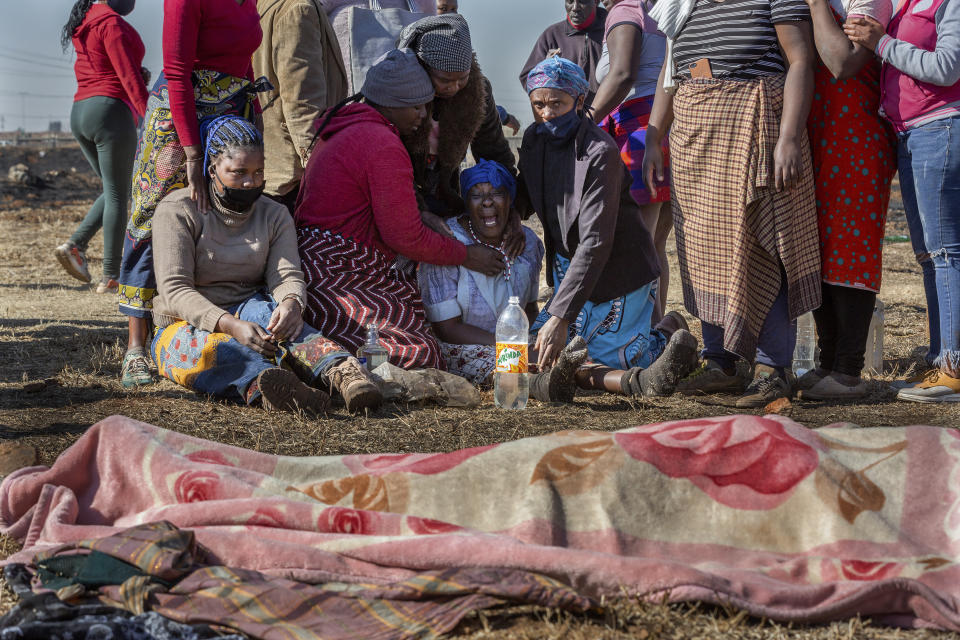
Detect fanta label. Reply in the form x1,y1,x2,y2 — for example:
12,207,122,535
495,342,528,373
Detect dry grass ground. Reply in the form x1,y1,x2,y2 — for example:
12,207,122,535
0,146,958,638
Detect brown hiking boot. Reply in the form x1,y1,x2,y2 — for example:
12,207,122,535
735,364,793,408
530,336,588,403
632,329,699,397
328,357,383,412
258,368,330,417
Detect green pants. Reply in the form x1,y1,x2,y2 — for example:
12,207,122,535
69,96,138,279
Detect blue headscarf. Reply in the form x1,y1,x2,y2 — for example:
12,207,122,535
525,56,589,98
199,115,263,170
460,159,516,202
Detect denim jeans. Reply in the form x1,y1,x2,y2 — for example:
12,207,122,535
701,276,797,371
898,115,960,370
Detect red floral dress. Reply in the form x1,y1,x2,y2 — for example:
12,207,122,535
806,11,897,293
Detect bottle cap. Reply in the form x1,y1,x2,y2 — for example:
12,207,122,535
509,296,519,304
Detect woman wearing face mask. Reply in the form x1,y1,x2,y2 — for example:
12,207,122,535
117,0,265,390
397,15,519,233
296,49,504,370
519,57,699,397
151,115,383,414
56,0,148,294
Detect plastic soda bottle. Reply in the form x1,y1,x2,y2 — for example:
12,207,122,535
792,312,817,375
863,300,885,375
356,323,388,371
494,296,529,410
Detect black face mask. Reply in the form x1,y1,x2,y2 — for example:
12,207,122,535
212,173,264,213
107,0,135,16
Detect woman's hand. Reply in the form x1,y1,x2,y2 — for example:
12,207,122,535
227,318,278,357
184,146,210,214
266,298,303,343
773,135,801,191
534,315,570,371
501,209,527,259
642,142,665,196
843,17,885,51
421,210,454,237
463,245,505,276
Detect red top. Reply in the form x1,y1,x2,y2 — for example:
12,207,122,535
72,4,148,118
295,103,467,266
162,0,263,147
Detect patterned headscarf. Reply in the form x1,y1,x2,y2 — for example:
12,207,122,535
396,14,473,73
525,56,589,98
460,159,516,202
199,115,263,171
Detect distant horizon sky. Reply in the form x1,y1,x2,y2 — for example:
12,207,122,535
0,1,564,132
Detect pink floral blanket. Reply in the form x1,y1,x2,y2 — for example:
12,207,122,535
3,414,960,630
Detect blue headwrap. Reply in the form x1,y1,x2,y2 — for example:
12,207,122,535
199,115,263,170
525,56,589,98
460,159,516,203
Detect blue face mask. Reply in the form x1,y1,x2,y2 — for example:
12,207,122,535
535,108,581,140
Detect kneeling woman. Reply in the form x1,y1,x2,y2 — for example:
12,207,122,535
151,116,382,414
295,49,503,370
519,57,698,396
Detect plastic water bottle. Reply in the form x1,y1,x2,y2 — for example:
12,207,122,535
792,312,817,375
356,323,388,371
494,296,529,410
863,300,885,375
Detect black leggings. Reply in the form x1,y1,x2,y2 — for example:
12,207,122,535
812,283,876,377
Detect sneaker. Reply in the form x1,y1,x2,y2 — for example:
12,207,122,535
530,336,588,403
799,374,869,400
630,329,699,397
736,364,793,408
258,367,330,416
897,369,960,403
96,278,119,294
891,367,936,391
121,348,155,388
795,368,828,392
676,359,751,396
54,243,91,283
328,356,383,412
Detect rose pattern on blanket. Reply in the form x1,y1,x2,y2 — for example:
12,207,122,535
8,415,960,631
614,417,819,510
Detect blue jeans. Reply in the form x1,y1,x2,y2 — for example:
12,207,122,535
898,115,960,370
701,276,797,371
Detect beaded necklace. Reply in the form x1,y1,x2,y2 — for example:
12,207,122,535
466,219,512,282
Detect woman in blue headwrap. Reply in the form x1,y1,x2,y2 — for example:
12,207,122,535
149,115,383,414
519,57,698,397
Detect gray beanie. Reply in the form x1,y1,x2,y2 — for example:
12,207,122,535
361,48,435,108
396,14,473,73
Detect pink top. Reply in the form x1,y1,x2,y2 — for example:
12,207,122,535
72,4,148,118
162,0,263,147
295,103,467,265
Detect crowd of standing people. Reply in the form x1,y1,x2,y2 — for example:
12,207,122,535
53,0,960,414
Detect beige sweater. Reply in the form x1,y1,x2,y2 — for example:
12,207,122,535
152,188,306,331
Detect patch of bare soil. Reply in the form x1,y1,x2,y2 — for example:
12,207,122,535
0,148,957,638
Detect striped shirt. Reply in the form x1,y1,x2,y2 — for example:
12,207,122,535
673,0,810,80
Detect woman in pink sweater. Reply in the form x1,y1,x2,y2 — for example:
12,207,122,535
117,0,265,390
56,0,148,293
296,49,503,369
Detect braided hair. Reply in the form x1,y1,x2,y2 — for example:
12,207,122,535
308,93,363,154
61,0,96,52
198,115,264,174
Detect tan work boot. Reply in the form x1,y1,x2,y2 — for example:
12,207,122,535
258,368,330,417
328,357,383,412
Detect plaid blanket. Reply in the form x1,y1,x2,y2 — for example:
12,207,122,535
670,74,821,358
4,415,960,632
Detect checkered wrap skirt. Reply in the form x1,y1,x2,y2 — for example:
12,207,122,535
670,74,821,359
